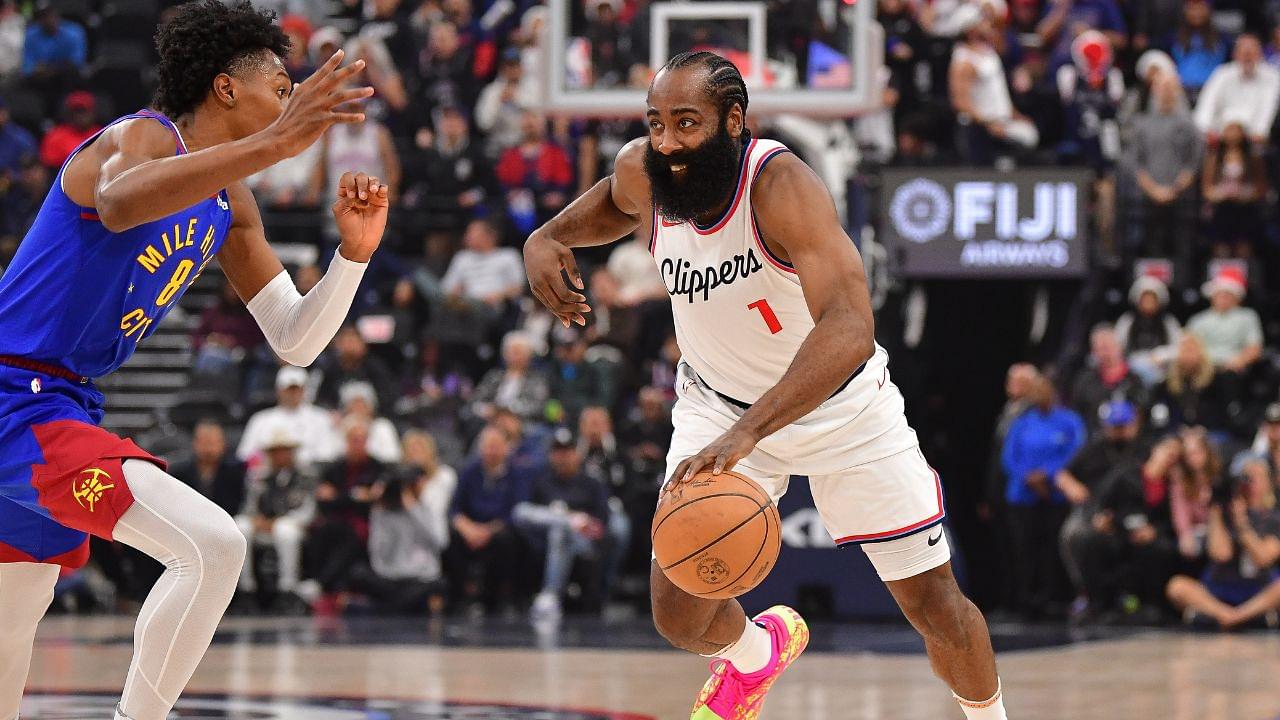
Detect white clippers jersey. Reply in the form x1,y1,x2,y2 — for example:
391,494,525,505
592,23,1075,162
650,138,813,404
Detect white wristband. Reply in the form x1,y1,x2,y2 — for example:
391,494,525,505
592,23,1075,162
245,251,368,367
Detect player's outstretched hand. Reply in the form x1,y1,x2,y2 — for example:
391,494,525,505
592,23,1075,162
267,50,374,160
524,231,591,327
663,427,759,495
333,171,389,263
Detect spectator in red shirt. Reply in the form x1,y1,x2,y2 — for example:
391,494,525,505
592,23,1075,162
496,110,573,238
38,90,99,169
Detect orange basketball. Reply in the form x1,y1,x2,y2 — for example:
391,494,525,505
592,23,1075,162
651,470,781,600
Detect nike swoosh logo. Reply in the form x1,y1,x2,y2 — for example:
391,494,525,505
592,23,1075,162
876,367,889,390
660,218,682,227
927,530,943,546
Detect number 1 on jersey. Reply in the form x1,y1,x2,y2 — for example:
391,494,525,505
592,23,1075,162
748,299,782,334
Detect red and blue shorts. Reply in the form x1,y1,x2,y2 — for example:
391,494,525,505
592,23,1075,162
0,363,163,569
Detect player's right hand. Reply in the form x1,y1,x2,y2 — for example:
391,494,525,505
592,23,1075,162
266,50,374,160
524,231,591,327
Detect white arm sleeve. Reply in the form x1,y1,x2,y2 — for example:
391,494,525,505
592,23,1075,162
245,251,368,367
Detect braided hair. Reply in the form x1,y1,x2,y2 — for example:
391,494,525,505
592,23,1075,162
660,51,751,143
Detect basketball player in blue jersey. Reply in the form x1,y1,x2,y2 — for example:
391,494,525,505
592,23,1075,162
526,53,1010,719
0,3,390,719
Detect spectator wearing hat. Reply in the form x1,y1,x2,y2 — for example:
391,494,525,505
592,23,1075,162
1070,324,1150,432
37,90,99,170
1167,455,1280,630
1186,267,1263,372
1131,49,1183,115
20,2,86,115
1126,74,1200,280
1168,0,1229,96
236,426,318,604
1200,116,1268,259
1057,30,1124,171
238,366,339,470
1151,334,1241,436
515,427,612,619
476,47,540,159
1057,30,1124,254
1001,375,1087,617
1115,276,1183,385
1194,34,1280,145
950,5,1039,164
338,381,401,464
1056,399,1149,607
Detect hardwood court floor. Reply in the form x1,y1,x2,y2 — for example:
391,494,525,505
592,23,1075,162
22,615,1280,719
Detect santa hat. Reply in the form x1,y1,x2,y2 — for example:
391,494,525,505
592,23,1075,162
1201,266,1247,300
1135,49,1175,83
1128,275,1169,307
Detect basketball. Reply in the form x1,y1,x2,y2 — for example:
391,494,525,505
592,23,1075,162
651,470,781,600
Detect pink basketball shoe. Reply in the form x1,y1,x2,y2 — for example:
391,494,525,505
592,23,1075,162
690,605,810,720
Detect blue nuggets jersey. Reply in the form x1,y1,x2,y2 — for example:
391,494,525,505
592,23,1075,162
0,110,232,379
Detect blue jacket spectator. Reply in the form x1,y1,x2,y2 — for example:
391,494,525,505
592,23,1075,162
20,9,85,76
1002,381,1087,506
450,426,532,525
1165,1,1229,92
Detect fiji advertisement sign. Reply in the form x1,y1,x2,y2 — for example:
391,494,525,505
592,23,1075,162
880,168,1091,279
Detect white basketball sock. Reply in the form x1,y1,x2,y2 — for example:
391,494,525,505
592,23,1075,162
955,678,1008,719
707,618,772,675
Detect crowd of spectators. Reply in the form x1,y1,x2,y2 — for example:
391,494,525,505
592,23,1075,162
993,269,1280,628
858,0,1280,628
4,0,1280,629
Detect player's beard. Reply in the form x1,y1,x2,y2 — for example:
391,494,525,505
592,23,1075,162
644,118,743,225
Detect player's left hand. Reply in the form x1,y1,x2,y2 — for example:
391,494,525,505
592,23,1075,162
333,171,390,263
664,427,759,494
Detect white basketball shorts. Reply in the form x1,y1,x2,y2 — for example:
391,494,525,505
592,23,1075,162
663,346,950,582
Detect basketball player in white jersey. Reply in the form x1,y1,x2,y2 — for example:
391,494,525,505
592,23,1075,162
525,52,1008,719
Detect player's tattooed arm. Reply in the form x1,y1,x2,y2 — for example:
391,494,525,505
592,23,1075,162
733,153,876,444
524,137,650,327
